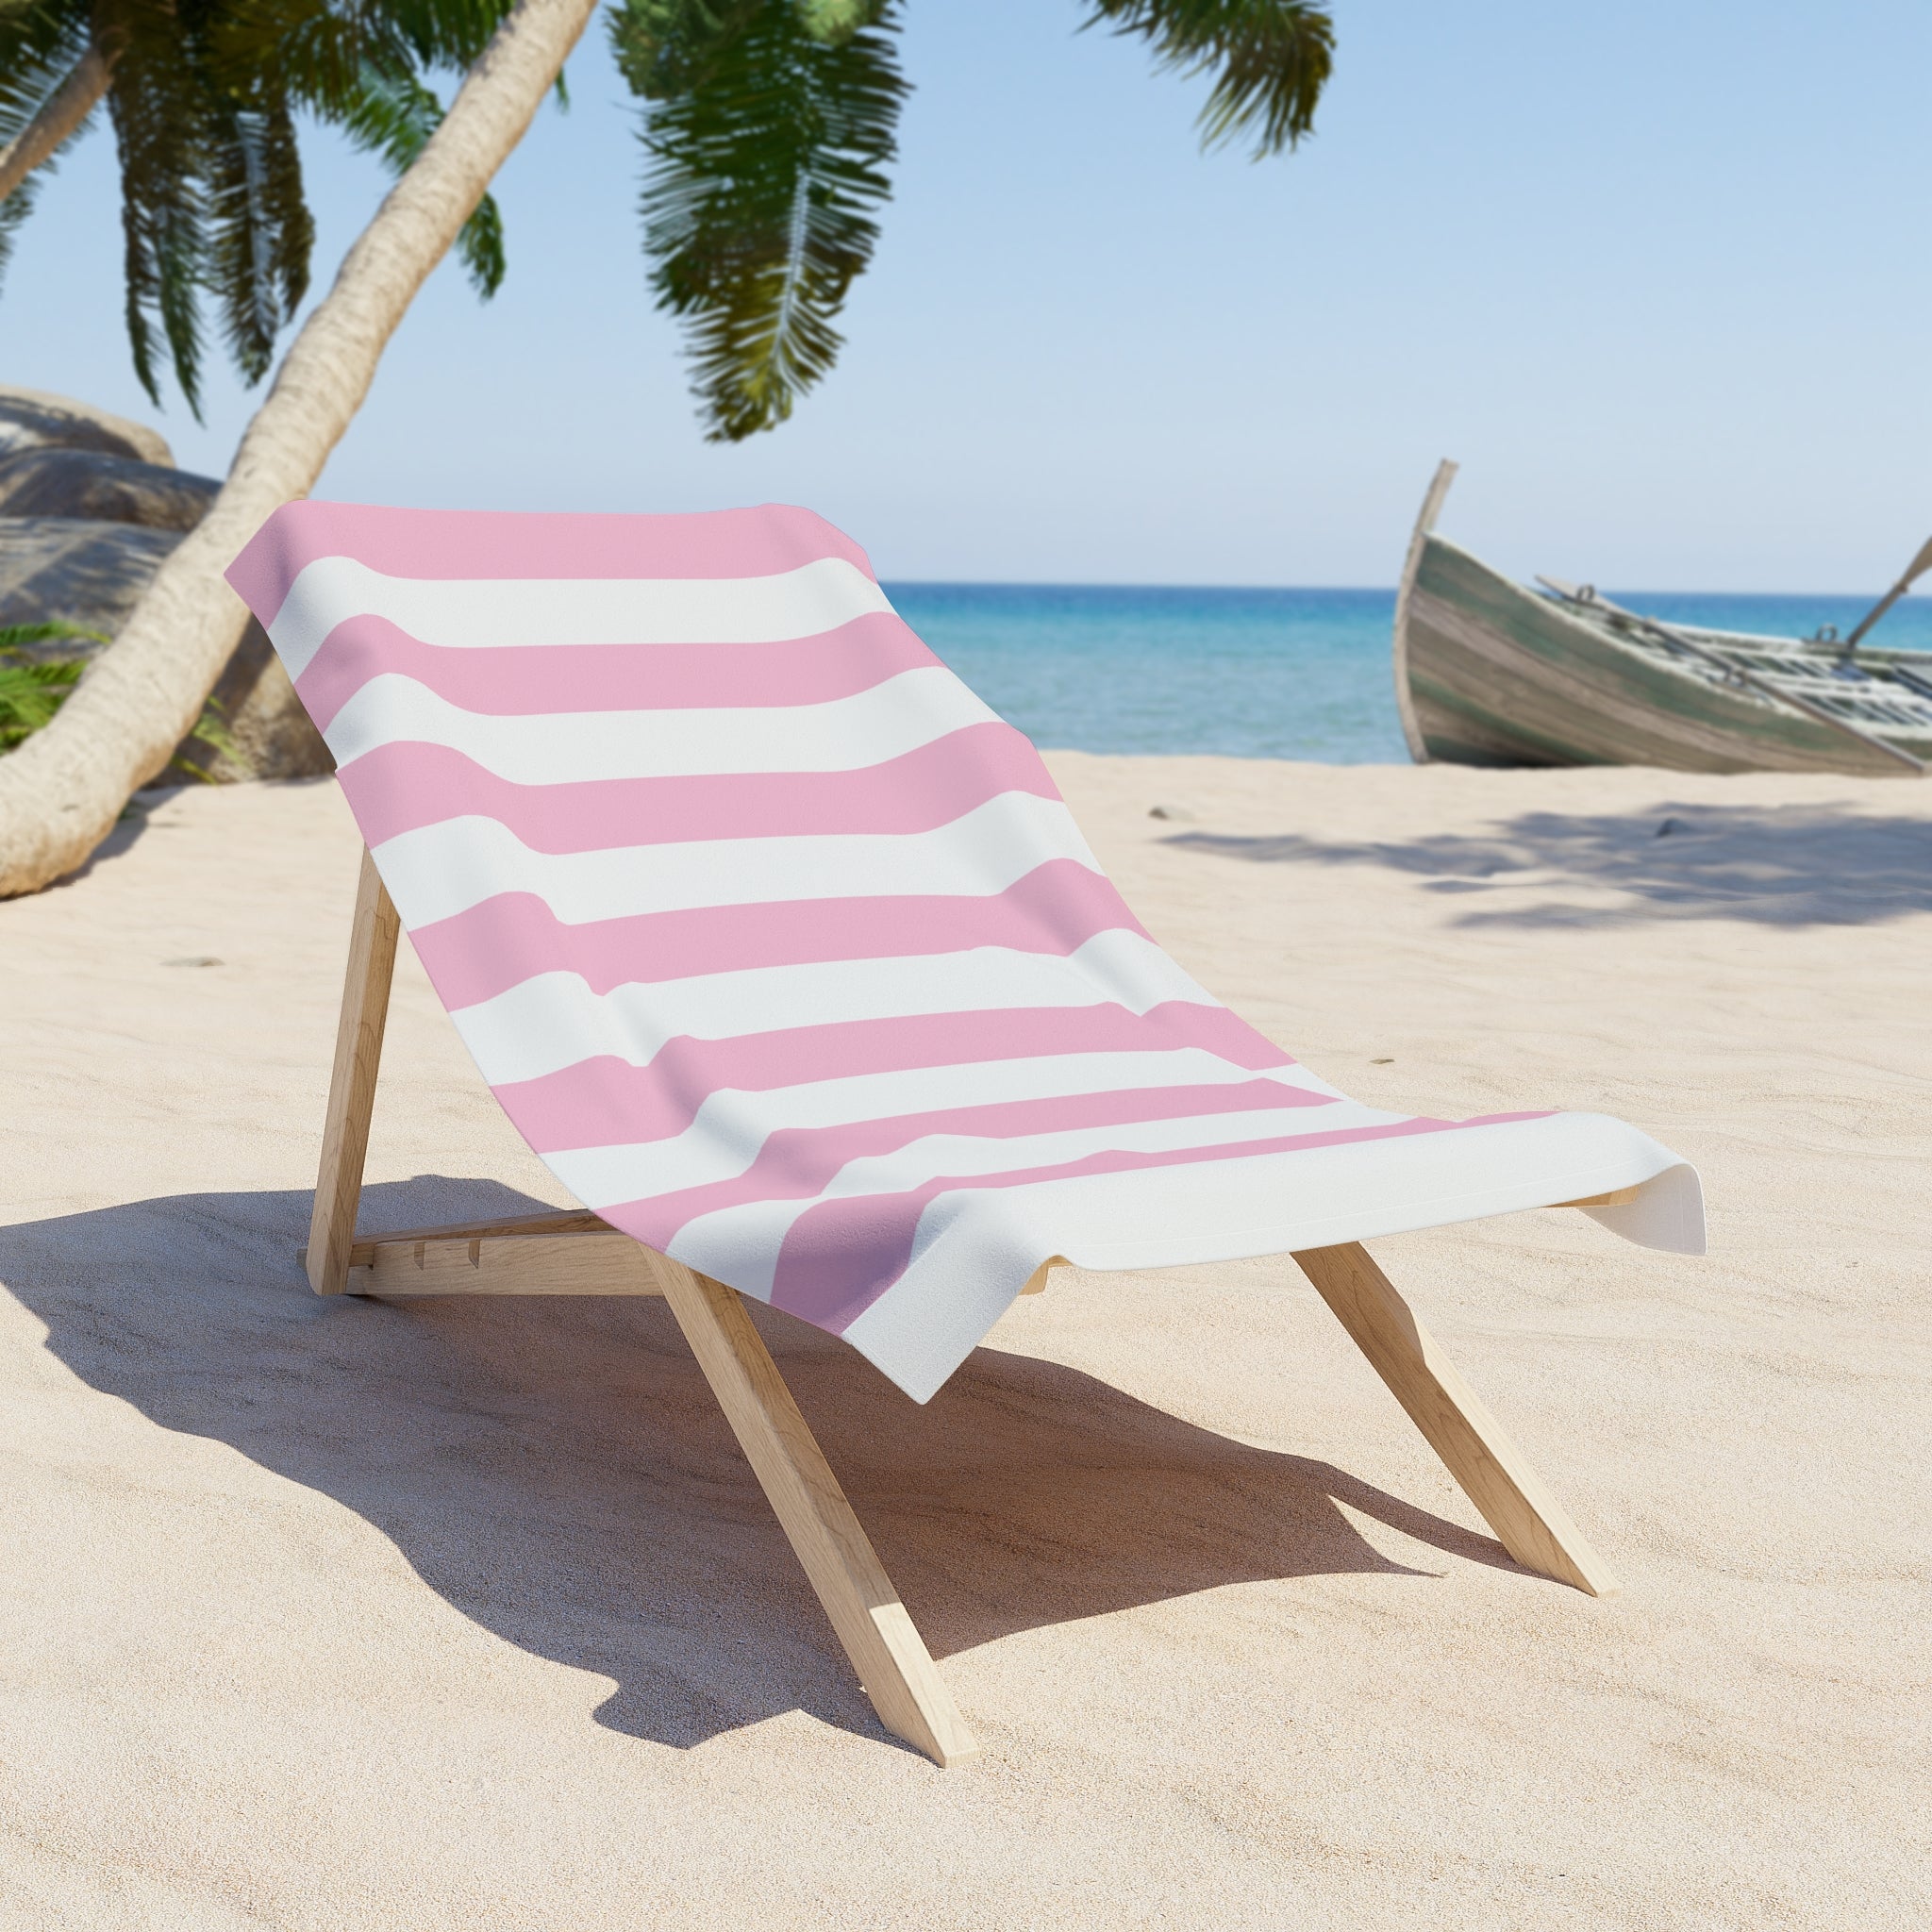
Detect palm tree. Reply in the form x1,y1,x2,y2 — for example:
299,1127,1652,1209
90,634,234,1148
0,0,1334,895
0,0,516,413
621,0,1333,440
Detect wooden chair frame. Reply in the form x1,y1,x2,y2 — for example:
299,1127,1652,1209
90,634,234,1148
302,848,1625,1767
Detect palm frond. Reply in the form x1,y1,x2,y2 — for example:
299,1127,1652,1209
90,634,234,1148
0,628,99,754
0,653,82,752
0,620,112,649
0,4,94,142
376,0,520,72
612,0,909,441
794,0,889,42
203,92,314,384
0,3,95,294
612,0,764,96
0,632,234,772
1085,0,1334,158
104,9,213,414
211,0,387,116
330,61,507,297
207,0,515,301
0,158,40,291
165,691,244,779
1,0,528,406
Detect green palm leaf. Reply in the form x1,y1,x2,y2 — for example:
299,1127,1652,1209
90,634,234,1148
203,92,315,386
0,625,236,774
103,7,216,414
0,2,94,293
0,654,82,752
327,59,508,297
0,624,103,753
0,0,523,409
209,0,515,301
613,0,908,442
5,0,1332,445
1084,0,1335,158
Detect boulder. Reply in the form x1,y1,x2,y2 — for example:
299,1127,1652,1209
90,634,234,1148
0,385,175,468
0,448,219,531
0,389,332,781
0,516,180,644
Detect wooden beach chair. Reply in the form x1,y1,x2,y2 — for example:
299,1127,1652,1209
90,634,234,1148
226,502,1705,1768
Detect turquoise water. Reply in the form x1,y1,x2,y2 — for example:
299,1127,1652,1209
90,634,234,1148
884,583,1932,763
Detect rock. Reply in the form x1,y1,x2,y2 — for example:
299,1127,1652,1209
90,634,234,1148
0,388,330,782
0,518,332,783
0,385,174,468
0,448,219,531
169,618,336,785
0,517,181,644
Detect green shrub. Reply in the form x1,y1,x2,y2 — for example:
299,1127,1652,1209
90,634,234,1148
0,622,241,777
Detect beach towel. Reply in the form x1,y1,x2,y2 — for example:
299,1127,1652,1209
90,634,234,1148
226,502,1704,1403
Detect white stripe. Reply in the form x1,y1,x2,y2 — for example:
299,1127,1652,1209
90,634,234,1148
843,1119,1700,1401
545,1050,1340,1204
326,665,998,783
662,1101,1406,1295
375,791,1101,926
725,1102,1399,1207
451,932,1222,1087
268,555,893,679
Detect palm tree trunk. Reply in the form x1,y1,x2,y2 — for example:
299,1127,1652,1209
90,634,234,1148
0,43,113,205
0,0,599,895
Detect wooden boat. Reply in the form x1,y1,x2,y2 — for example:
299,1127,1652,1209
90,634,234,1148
1392,462,1932,775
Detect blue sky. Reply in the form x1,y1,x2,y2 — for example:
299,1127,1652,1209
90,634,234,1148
8,0,1928,588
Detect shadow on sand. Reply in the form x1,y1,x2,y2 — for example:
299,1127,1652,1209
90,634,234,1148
1166,801,1932,929
0,1176,1515,1755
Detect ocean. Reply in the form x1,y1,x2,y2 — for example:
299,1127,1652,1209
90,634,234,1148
883,583,1932,763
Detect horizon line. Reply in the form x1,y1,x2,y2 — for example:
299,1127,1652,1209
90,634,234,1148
875,578,1915,602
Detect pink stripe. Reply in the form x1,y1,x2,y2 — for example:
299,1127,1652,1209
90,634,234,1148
492,1002,1295,1153
412,859,1141,1008
225,500,875,631
337,723,1053,853
758,1116,1521,1330
295,609,935,732
604,1081,1338,1248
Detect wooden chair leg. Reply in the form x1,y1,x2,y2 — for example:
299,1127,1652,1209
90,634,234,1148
649,1257,979,1766
1292,1242,1620,1596
308,848,400,1296
297,855,971,1757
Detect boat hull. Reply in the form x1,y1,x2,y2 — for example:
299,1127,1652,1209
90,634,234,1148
1401,535,1926,776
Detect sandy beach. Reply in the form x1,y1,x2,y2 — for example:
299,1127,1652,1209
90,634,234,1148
2,755,1926,1929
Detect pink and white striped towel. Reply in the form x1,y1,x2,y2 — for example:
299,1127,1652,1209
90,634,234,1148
228,502,1703,1401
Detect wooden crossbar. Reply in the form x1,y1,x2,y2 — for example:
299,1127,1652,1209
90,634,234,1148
360,1231,662,1298
303,846,1625,1763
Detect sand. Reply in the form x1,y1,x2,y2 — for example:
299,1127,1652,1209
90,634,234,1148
1,757,1926,1929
